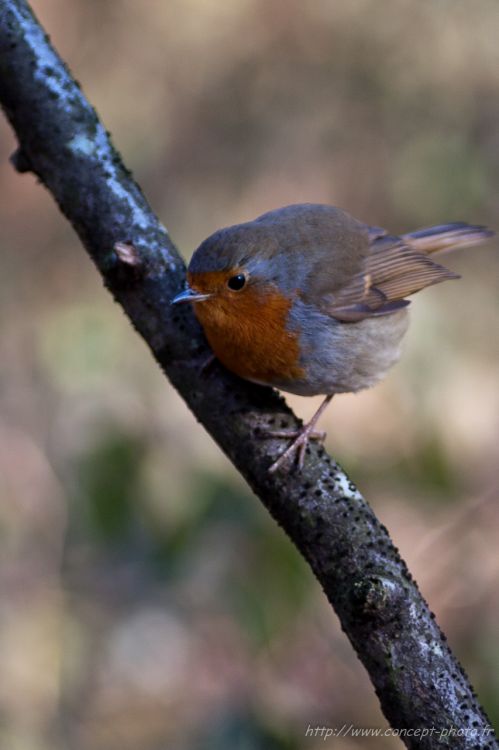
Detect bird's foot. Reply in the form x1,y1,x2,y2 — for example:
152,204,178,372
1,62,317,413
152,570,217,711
266,424,327,474
264,394,334,474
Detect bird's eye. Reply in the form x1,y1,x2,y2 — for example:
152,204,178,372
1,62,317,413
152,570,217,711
227,273,246,291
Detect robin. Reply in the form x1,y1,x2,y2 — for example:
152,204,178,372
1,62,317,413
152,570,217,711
172,204,493,473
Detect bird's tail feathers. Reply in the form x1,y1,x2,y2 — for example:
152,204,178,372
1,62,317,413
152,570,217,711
402,222,494,255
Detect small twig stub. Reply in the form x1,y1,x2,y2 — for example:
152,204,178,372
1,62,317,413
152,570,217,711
114,241,142,266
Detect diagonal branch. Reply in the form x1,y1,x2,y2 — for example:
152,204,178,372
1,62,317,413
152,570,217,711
0,2,496,747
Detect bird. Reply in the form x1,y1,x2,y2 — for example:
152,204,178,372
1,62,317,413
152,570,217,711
172,204,493,473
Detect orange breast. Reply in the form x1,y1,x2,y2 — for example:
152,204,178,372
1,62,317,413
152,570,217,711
192,286,304,386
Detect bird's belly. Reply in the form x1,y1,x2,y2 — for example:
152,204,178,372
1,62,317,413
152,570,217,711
279,307,410,397
197,298,409,397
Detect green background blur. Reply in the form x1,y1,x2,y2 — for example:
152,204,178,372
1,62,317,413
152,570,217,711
1,2,498,748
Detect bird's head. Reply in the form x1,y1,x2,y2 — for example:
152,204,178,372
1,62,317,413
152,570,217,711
171,223,284,327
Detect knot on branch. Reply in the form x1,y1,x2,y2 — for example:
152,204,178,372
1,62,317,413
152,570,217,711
10,146,32,173
351,574,405,622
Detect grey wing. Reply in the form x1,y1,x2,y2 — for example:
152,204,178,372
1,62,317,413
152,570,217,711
294,216,491,323
326,219,493,322
324,233,460,323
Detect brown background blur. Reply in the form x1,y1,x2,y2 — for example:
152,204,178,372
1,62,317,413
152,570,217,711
1,2,498,748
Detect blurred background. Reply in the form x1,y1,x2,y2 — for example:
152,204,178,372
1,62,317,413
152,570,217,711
1,1,498,748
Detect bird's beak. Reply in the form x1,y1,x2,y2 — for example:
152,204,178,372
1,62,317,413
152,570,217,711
171,286,212,304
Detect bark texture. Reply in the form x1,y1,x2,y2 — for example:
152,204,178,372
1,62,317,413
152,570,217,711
0,2,496,747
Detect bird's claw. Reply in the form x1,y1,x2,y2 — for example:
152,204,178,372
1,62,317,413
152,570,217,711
265,427,326,474
262,395,334,473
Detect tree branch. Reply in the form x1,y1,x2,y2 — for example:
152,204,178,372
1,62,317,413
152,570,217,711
0,2,496,747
